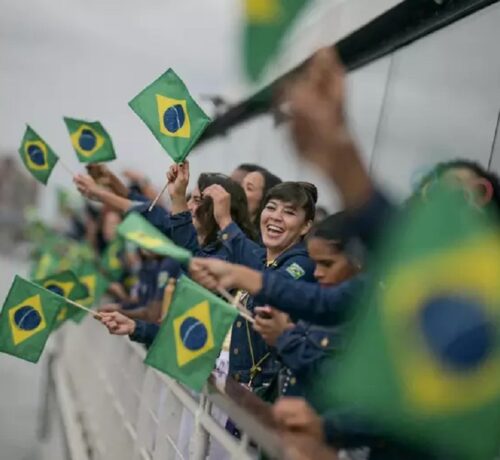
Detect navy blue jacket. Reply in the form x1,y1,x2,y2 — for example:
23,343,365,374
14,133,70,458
275,321,345,397
218,222,316,388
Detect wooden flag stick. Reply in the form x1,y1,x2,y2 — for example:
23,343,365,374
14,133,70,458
217,287,255,324
148,180,169,212
58,157,76,177
65,298,101,319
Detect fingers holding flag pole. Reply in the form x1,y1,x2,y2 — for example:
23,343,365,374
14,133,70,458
65,298,102,320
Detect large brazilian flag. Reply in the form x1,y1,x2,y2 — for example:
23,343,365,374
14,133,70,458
145,276,238,391
18,125,59,185
0,276,66,363
128,68,211,163
64,117,116,163
327,189,500,460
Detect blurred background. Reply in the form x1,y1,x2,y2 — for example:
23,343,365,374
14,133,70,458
2,0,500,458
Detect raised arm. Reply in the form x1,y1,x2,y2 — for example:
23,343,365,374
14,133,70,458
189,258,364,325
74,173,133,213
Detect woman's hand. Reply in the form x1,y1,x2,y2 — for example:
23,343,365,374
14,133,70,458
273,397,325,442
189,258,264,294
253,306,292,346
287,47,372,209
202,184,232,229
99,311,136,335
167,161,190,214
167,161,190,199
73,174,102,201
86,163,112,187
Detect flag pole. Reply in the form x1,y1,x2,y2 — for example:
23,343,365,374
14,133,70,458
58,157,76,177
148,180,169,212
65,298,101,319
217,287,255,324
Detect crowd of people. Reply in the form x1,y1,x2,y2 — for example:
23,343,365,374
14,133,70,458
50,48,500,459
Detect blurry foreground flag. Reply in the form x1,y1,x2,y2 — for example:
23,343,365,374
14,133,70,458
329,189,500,460
35,270,89,327
18,125,59,185
0,276,65,362
117,213,192,264
145,276,238,391
129,69,211,163
243,0,308,81
64,117,116,163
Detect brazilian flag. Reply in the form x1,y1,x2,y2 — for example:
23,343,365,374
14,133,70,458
117,213,192,264
18,125,59,185
128,68,211,163
35,271,89,327
64,117,116,163
101,237,125,281
30,250,60,281
243,0,308,81
145,276,238,391
328,189,500,460
72,263,110,323
0,276,66,363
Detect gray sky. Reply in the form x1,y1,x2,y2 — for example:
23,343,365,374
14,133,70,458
0,0,241,177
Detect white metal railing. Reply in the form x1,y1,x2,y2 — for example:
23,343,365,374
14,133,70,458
44,315,284,460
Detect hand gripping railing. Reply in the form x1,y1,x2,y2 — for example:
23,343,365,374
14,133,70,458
42,315,292,460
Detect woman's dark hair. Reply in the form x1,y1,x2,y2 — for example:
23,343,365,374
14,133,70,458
307,212,351,251
196,173,256,245
414,159,500,212
236,163,266,174
263,181,317,222
252,169,282,227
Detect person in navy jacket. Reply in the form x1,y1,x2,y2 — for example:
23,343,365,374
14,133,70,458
204,181,318,391
253,212,363,398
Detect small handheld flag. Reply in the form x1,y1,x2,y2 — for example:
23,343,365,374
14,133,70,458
243,0,308,81
35,270,90,326
328,189,500,460
129,69,211,163
0,276,66,363
145,276,238,391
117,212,192,264
64,117,116,163
18,125,59,185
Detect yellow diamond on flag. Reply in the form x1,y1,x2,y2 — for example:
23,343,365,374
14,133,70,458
24,140,49,171
43,279,74,298
70,124,105,158
8,294,47,346
156,95,191,139
383,233,500,414
56,306,68,322
173,300,215,367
